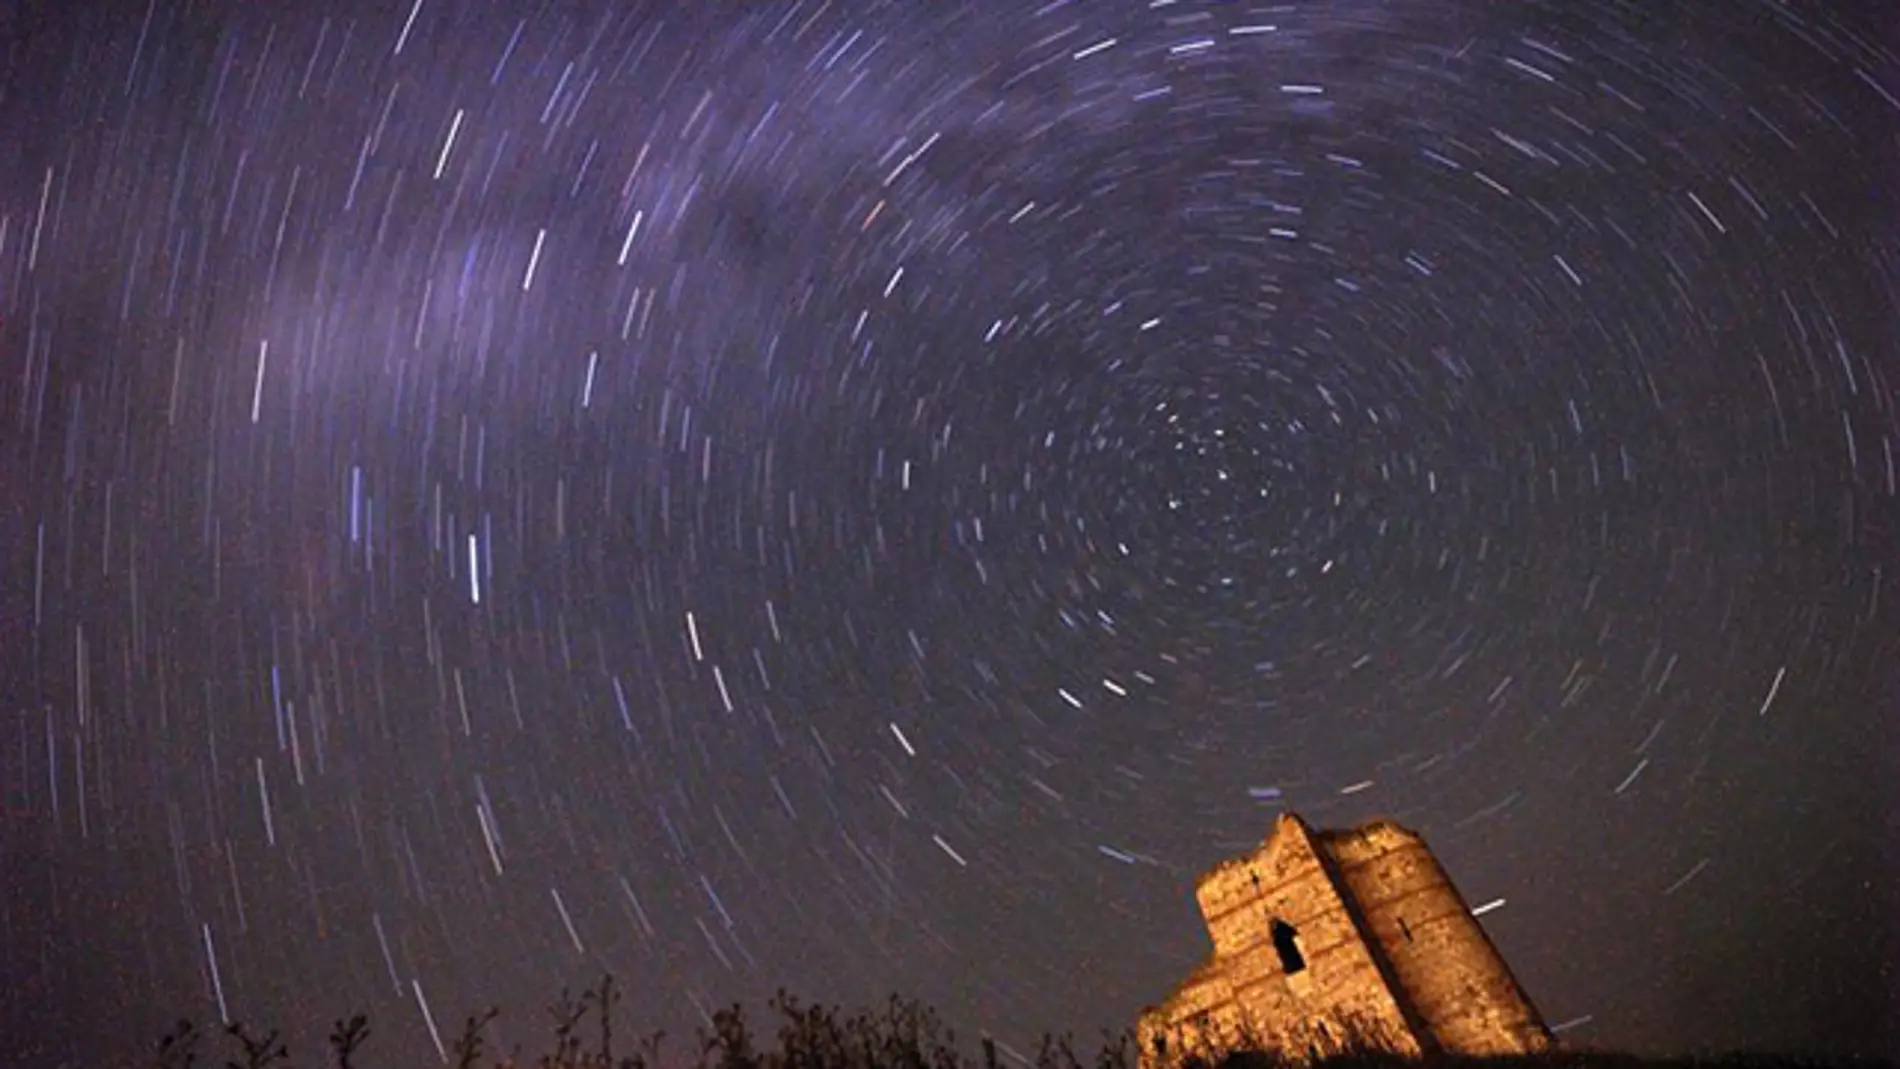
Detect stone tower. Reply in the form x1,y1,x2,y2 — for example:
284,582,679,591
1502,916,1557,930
1137,813,1552,1068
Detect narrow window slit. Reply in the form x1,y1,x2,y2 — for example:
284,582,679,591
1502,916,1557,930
1271,918,1305,973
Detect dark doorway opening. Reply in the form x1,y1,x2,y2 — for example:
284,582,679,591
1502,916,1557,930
1270,918,1306,973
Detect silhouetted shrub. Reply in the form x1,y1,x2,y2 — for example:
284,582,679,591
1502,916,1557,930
145,977,1876,1069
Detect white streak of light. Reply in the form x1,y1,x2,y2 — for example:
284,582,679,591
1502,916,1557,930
1614,758,1649,794
1757,665,1786,716
202,923,230,1024
29,167,52,271
1551,1015,1594,1035
394,0,425,56
1687,190,1727,234
932,834,968,867
551,887,585,953
1664,857,1711,896
467,533,481,604
477,806,504,875
522,227,546,291
255,758,275,846
883,131,940,187
619,875,657,937
433,108,464,179
412,979,447,1063
250,340,268,423
372,913,401,993
616,210,643,265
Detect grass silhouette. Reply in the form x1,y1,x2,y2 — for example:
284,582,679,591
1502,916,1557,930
142,975,1880,1069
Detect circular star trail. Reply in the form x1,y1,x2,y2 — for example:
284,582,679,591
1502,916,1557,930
3,1,1896,1065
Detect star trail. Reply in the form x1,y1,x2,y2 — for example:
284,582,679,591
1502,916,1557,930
1,1,1896,1065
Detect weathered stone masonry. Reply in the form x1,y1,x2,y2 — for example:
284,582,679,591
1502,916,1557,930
1137,813,1553,1068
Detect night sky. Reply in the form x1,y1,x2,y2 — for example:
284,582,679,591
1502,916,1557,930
2,1,1897,1065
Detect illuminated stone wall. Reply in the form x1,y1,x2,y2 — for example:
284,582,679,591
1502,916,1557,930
1137,814,1552,1069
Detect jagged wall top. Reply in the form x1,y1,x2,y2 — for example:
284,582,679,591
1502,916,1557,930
1193,812,1426,892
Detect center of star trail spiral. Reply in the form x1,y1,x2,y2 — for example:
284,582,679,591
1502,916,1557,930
1,0,1896,1065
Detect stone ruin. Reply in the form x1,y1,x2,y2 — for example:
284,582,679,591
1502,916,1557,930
1138,813,1553,1067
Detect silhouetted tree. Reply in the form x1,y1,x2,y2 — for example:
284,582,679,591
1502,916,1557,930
328,1014,370,1069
